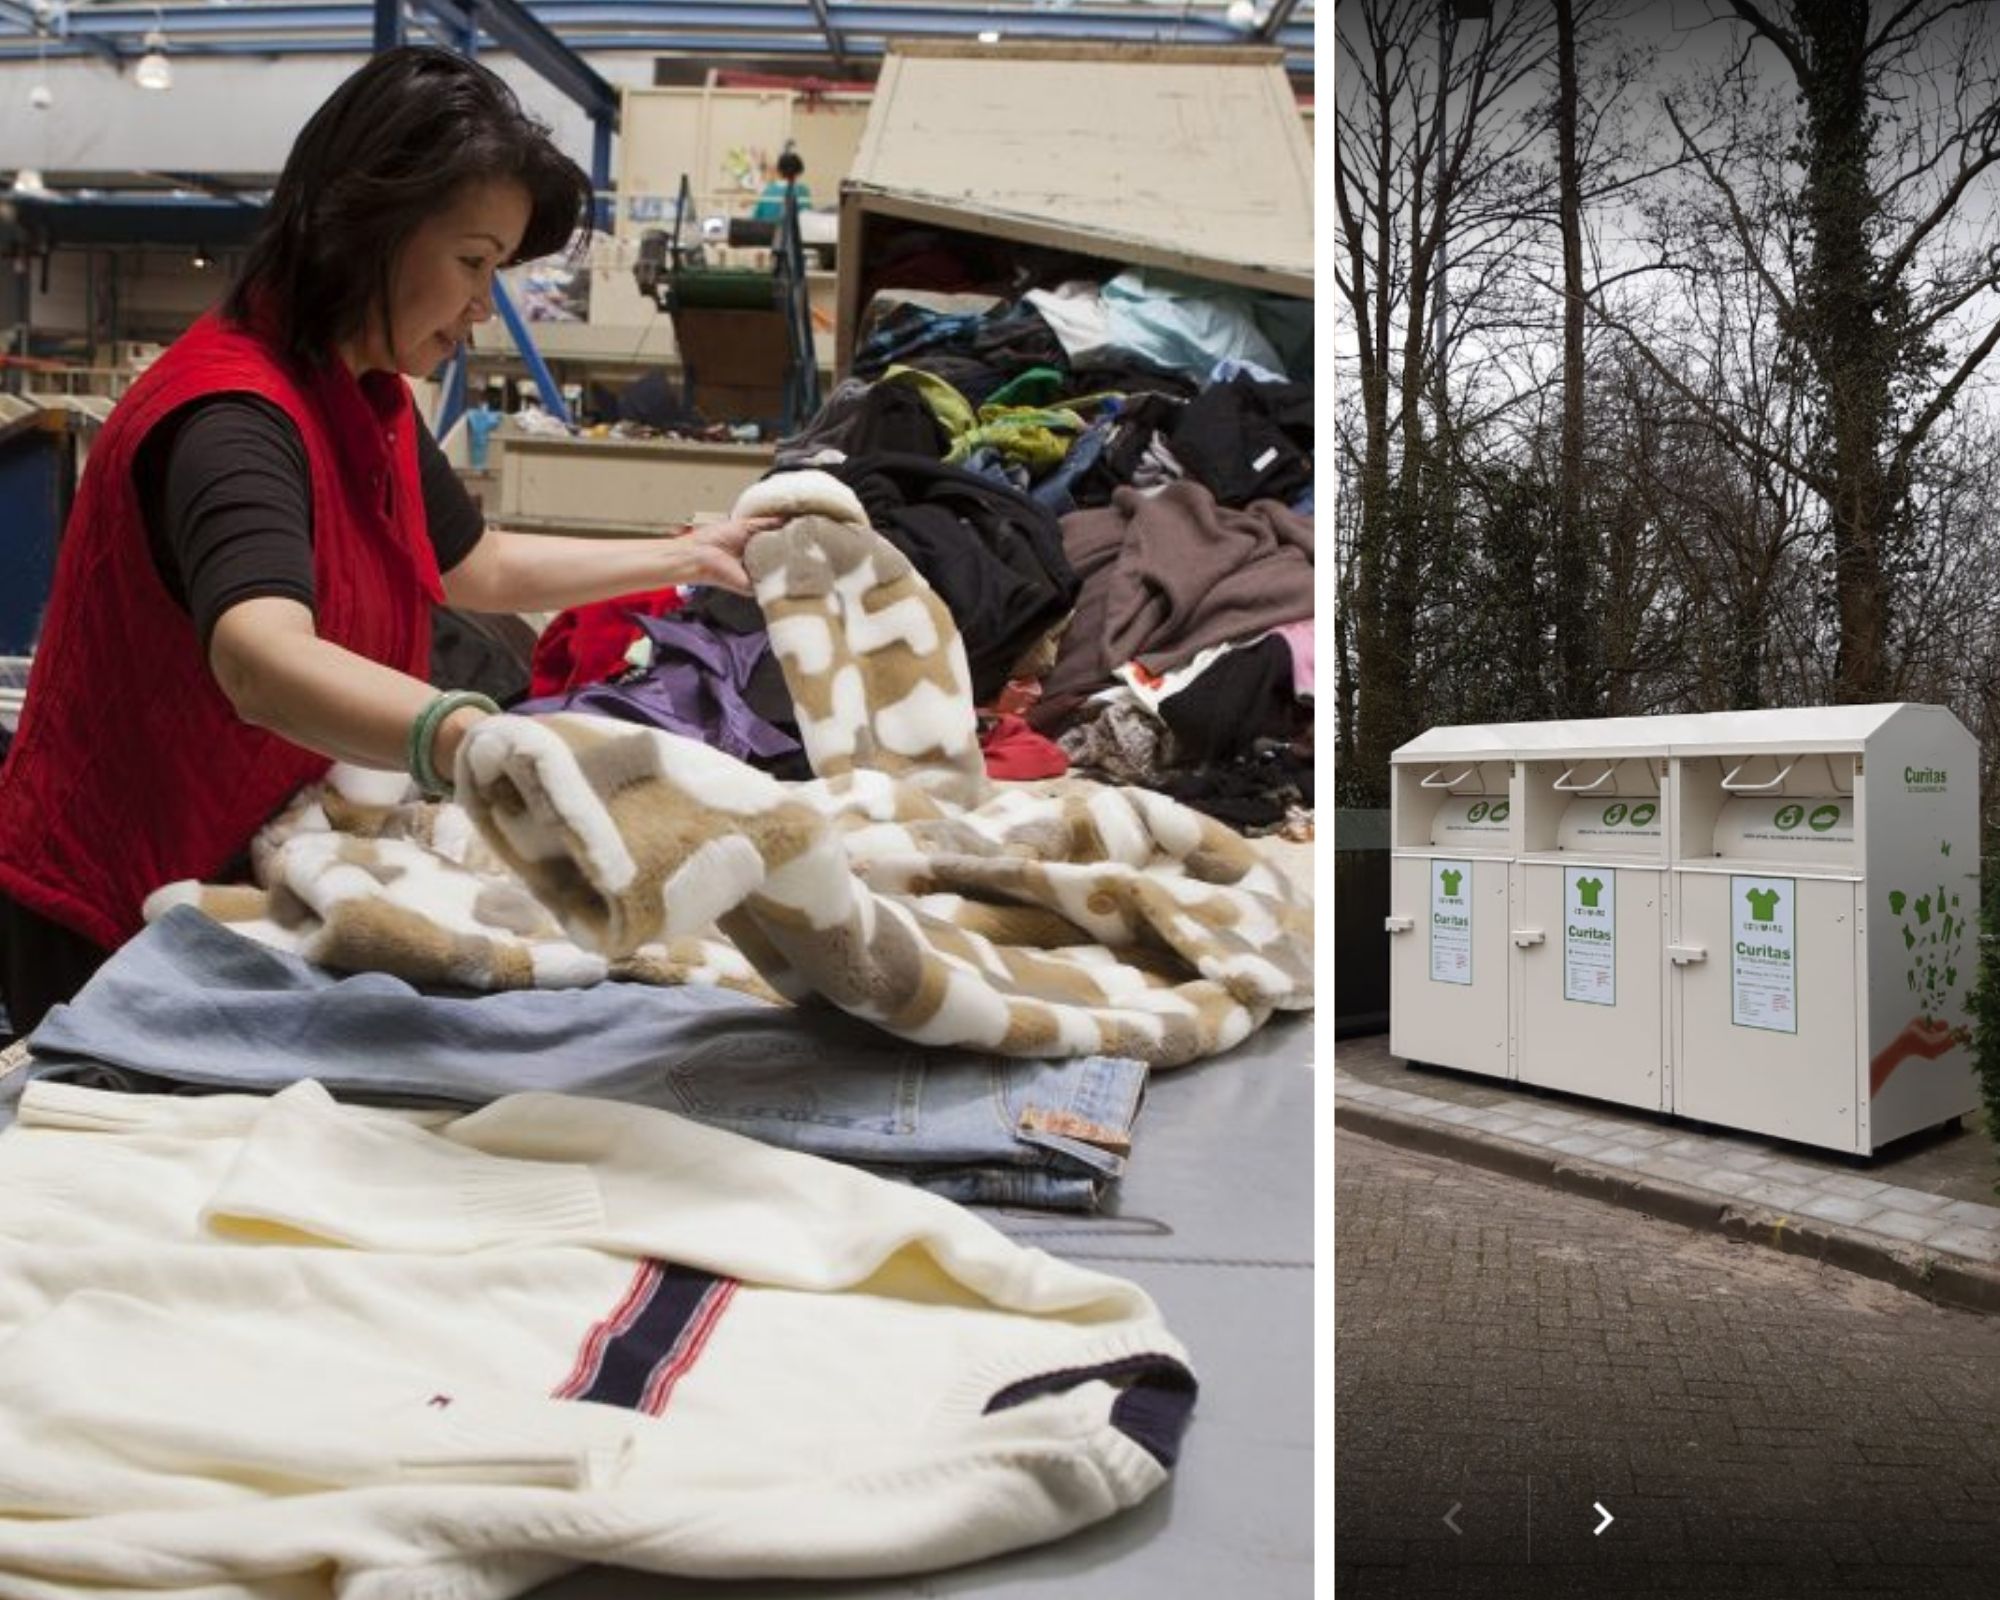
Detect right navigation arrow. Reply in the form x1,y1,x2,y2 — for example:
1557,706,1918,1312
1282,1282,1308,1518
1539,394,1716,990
1593,1501,1615,1537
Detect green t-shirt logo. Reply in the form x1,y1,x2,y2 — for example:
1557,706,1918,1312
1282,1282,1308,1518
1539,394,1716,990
1440,868,1464,897
1575,876,1605,909
1745,887,1782,923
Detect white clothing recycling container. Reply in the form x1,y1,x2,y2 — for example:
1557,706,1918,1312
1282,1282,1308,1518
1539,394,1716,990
1386,704,1979,1153
1515,752,1670,1112
1383,754,1514,1080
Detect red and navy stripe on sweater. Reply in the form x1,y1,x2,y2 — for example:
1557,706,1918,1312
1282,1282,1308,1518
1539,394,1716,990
554,1259,737,1416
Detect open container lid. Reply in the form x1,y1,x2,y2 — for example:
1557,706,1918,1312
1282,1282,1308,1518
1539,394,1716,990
843,41,1314,298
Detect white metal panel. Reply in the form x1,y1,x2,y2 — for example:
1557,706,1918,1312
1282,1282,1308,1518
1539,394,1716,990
0,52,634,180
1555,796,1665,860
1393,703,1917,763
1674,873,1862,1151
1856,713,1982,1148
1711,797,1858,867
499,435,774,532
1517,864,1667,1111
1388,856,1511,1080
1430,795,1512,852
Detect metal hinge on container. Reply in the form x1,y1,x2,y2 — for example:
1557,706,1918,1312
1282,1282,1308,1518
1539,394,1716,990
1512,928,1546,947
1668,943,1708,965
1385,916,1415,934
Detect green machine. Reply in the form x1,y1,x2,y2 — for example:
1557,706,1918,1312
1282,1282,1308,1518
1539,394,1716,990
633,148,823,436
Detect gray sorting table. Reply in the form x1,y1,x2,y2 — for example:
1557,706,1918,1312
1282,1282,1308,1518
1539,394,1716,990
528,1012,1317,1598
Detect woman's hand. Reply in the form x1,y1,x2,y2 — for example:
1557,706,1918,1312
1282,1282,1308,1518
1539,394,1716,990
672,516,784,594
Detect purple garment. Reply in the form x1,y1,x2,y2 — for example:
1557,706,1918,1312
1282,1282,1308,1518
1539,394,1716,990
513,614,800,764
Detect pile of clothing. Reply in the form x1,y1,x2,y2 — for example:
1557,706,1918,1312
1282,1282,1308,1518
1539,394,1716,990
0,275,1319,1583
147,471,1313,1078
517,266,1315,833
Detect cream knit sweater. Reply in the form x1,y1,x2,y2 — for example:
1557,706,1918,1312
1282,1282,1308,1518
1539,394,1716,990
0,1079,1194,1599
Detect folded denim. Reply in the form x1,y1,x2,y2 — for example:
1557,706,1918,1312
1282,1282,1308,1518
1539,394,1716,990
23,908,1148,1210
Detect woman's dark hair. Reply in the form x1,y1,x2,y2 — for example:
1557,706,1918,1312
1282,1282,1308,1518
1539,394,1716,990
226,46,593,368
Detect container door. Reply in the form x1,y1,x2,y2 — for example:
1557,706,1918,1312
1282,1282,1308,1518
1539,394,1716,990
1518,862,1665,1110
1389,854,1511,1079
1674,872,1861,1150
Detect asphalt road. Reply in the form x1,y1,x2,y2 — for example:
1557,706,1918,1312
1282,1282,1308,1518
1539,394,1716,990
1336,1131,2000,1598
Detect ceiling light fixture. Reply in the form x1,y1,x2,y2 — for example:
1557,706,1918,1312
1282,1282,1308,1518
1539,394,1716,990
134,23,173,91
12,169,48,197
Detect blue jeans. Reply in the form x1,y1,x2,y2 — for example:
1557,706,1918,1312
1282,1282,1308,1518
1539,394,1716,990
21,908,1148,1211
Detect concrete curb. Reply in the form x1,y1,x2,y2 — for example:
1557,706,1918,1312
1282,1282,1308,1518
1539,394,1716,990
1335,1098,2000,1318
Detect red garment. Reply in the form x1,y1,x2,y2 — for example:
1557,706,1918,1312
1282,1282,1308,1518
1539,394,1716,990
0,309,441,949
980,713,1069,781
529,587,685,697
990,676,1044,718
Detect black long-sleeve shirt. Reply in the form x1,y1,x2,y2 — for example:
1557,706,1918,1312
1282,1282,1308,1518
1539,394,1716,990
134,393,486,648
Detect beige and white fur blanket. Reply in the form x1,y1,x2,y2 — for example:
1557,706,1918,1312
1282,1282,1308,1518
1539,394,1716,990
148,471,1313,1067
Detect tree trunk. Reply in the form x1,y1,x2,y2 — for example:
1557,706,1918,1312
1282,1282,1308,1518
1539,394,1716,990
1553,0,1594,716
1355,48,1446,803
1789,0,1891,700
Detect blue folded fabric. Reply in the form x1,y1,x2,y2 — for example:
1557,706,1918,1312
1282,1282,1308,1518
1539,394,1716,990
22,907,1148,1210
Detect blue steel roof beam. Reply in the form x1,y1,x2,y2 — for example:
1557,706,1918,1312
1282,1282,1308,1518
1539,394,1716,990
0,0,123,62
1253,0,1300,43
526,1,1256,42
10,6,1311,68
512,3,821,30
428,0,619,126
831,7,1243,43
53,2,1295,46
413,0,483,47
0,34,1313,72
54,1,1298,33
804,0,846,72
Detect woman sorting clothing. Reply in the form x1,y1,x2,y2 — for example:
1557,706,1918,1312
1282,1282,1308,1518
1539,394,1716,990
0,46,777,1036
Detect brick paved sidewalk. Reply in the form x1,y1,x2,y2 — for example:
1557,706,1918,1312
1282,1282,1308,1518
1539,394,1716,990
1336,1033,2000,1299
1336,1130,2000,1597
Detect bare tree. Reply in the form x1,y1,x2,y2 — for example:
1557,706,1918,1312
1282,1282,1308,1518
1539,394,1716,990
1334,0,1555,803
1596,0,2000,702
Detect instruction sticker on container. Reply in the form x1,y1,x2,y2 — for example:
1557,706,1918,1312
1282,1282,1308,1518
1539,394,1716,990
1563,866,1616,1006
1731,874,1797,1034
1431,859,1473,985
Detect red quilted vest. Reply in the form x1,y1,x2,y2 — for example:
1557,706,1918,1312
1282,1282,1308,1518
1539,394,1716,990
0,309,443,949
